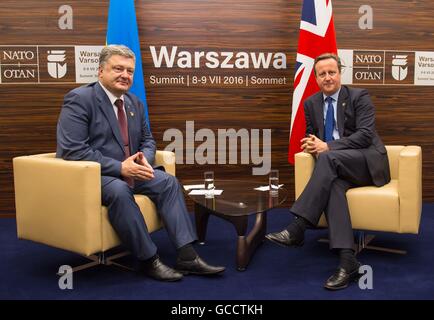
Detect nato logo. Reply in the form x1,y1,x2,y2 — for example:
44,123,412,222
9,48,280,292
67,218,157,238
47,50,67,78
391,55,408,81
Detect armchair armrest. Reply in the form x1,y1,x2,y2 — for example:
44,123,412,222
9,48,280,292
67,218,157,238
13,153,103,255
155,150,176,176
398,146,422,233
294,151,315,199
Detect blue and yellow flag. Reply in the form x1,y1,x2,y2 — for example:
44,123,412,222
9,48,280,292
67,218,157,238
106,0,149,123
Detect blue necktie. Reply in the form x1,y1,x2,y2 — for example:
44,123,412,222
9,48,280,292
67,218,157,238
324,96,335,142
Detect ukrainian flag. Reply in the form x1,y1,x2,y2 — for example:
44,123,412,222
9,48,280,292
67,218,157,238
106,0,149,123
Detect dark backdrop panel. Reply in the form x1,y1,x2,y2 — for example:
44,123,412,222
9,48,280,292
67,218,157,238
1,0,433,216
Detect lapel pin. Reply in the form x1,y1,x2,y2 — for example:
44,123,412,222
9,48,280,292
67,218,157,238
130,112,134,117
342,102,346,107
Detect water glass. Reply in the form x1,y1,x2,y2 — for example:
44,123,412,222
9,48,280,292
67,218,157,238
269,169,279,196
204,171,215,198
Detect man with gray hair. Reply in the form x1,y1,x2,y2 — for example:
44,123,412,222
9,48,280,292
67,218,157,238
56,45,225,281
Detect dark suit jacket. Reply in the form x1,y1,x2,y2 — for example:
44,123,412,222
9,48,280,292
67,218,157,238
56,81,156,187
304,85,390,186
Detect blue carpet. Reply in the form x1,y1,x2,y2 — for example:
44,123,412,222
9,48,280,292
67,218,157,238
1,204,433,300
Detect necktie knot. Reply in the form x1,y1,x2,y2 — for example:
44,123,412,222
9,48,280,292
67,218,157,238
115,99,124,110
325,96,333,104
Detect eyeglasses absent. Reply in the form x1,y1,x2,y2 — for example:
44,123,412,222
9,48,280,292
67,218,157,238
112,65,134,76
317,71,338,79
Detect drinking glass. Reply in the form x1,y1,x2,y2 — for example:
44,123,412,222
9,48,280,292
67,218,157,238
269,169,279,197
204,171,215,198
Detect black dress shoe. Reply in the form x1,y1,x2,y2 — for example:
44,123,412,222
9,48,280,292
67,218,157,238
324,263,362,290
142,257,183,282
265,229,304,248
175,256,225,275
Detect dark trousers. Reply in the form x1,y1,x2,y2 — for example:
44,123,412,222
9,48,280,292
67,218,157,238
102,170,197,260
291,150,373,249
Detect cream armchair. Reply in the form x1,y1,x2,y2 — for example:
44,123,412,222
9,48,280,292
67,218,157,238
295,146,422,254
13,151,175,272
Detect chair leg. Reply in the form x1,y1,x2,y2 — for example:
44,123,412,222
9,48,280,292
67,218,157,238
355,231,407,255
105,251,134,271
318,232,407,255
57,251,134,275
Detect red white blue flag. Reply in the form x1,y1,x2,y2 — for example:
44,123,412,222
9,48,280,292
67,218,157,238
288,0,337,163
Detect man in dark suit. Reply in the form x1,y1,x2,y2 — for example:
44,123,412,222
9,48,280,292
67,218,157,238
266,53,390,290
56,45,225,282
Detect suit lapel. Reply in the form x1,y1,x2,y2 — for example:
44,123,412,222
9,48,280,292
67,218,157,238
95,82,125,152
336,86,349,138
314,93,325,140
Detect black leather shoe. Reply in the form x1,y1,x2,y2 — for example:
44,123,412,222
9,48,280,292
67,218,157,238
142,257,183,282
175,256,225,275
265,229,304,248
324,263,362,290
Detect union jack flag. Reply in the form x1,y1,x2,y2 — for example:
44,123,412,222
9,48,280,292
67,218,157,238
288,0,337,164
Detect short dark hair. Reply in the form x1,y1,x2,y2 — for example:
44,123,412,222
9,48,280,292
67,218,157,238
313,53,342,76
